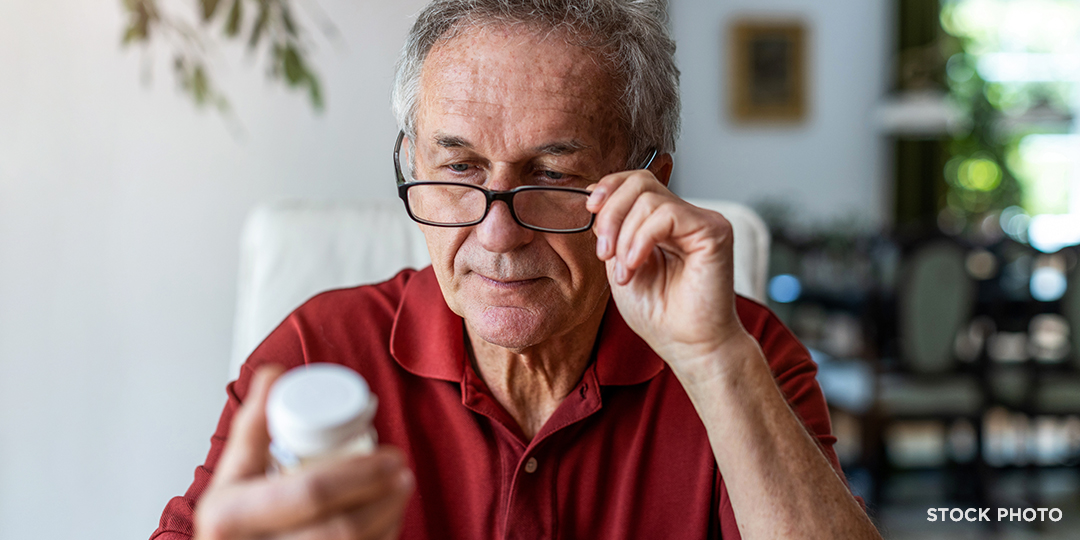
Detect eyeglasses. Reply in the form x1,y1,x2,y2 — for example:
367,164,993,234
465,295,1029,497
394,131,657,233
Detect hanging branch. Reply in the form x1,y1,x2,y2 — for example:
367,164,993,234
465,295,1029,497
120,0,327,112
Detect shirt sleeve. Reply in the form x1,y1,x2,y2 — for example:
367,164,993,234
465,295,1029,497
148,372,246,539
149,272,410,540
149,317,309,540
717,297,852,540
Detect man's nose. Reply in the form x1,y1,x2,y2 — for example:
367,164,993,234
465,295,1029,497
475,172,533,253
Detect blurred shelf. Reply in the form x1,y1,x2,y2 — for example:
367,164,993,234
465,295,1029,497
875,90,967,138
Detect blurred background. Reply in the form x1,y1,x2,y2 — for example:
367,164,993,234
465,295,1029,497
0,0,1078,538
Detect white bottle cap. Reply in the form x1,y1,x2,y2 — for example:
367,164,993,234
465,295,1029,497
266,363,377,459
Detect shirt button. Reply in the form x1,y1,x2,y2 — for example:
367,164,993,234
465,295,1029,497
524,457,538,473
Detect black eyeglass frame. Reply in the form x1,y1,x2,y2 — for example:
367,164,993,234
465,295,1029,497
394,131,658,234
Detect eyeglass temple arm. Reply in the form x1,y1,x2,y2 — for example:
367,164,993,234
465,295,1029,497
639,147,659,171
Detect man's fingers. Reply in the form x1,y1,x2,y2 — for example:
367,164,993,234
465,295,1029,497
213,365,285,484
589,171,657,261
606,200,734,287
319,468,412,540
201,449,409,536
585,172,629,211
375,522,405,540
349,469,413,539
630,206,731,267
586,174,629,260
613,192,666,267
279,469,414,540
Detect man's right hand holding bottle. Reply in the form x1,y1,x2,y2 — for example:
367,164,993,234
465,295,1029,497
194,366,414,540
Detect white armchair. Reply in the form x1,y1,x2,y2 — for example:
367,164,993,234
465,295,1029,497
229,198,770,380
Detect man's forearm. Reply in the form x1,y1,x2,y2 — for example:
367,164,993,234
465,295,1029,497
672,334,881,540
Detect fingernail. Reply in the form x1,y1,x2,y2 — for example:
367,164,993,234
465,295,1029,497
615,262,627,284
381,452,403,472
588,187,606,206
397,469,414,490
597,237,610,258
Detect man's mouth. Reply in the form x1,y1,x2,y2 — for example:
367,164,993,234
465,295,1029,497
476,274,541,289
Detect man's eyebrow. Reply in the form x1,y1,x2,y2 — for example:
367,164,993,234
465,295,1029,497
533,140,590,156
434,134,473,149
431,134,589,155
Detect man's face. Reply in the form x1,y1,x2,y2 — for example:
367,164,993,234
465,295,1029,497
413,24,628,351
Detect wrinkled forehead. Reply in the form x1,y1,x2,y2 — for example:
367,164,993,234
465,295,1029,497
415,23,627,149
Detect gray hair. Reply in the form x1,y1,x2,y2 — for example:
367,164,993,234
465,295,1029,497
391,0,680,167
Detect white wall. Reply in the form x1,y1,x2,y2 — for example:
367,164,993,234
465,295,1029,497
0,1,890,538
670,0,891,226
0,1,426,538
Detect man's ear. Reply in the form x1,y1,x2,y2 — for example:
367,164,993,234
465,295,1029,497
650,153,674,187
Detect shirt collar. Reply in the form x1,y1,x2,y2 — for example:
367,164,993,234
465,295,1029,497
389,266,666,386
389,267,466,382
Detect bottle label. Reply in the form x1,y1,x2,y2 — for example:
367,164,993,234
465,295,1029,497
269,440,301,470
268,431,377,474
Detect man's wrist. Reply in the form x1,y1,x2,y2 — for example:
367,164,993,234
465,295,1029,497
667,331,769,392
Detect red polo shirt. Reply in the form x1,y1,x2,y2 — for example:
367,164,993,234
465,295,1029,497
152,266,842,540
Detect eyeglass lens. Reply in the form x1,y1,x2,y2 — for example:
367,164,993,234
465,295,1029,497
406,184,592,230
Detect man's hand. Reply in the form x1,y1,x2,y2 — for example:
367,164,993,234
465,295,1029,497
588,168,882,540
586,169,748,379
195,366,414,540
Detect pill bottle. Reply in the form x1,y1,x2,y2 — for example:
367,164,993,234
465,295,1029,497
266,363,378,472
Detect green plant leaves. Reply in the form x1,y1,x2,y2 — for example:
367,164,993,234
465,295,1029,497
249,0,270,48
173,54,229,112
122,0,326,113
225,0,242,37
201,0,221,21
121,0,157,44
274,43,324,110
281,4,297,35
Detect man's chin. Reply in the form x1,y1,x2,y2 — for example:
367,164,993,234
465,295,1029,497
466,305,552,351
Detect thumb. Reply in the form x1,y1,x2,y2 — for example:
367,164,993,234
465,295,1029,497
213,364,286,484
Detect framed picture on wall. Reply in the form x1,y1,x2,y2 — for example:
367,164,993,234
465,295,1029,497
729,20,808,123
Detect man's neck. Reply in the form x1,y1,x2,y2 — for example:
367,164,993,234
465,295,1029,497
465,307,606,441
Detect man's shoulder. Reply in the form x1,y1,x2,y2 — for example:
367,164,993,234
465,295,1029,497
246,266,435,373
733,294,781,336
295,267,423,321
734,295,817,376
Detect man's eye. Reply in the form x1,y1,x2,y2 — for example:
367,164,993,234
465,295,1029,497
542,170,565,180
449,163,470,172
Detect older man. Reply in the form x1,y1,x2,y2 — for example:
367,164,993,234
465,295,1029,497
153,0,881,539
